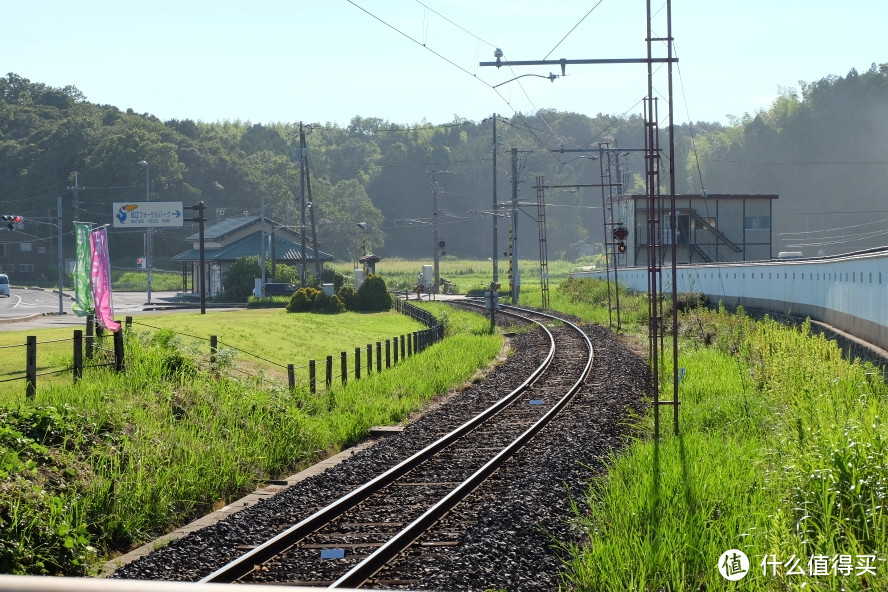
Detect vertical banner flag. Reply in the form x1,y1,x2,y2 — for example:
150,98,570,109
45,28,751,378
71,223,94,317
89,227,121,332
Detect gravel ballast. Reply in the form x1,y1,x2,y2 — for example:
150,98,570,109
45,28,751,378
110,311,650,591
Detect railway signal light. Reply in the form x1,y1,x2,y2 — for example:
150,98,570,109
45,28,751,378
1,215,22,230
618,241,627,253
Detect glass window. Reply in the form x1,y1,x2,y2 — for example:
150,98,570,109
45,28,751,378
744,216,770,230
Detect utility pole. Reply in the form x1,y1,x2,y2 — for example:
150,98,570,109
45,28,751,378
431,170,442,296
260,196,266,290
299,123,308,287
510,147,519,304
491,115,499,285
481,11,680,436
137,160,152,303
56,195,64,315
490,114,500,329
305,150,321,281
67,173,85,222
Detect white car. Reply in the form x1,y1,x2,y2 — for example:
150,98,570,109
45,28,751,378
0,274,9,297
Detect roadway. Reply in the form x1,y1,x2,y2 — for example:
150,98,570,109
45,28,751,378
0,288,198,332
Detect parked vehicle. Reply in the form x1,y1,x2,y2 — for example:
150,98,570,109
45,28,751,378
263,283,297,296
0,274,9,297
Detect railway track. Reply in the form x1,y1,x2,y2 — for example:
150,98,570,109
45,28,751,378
198,305,593,588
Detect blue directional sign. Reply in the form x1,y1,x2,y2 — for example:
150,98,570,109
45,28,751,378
112,201,185,228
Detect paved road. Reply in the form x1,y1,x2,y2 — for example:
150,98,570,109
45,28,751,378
0,289,203,332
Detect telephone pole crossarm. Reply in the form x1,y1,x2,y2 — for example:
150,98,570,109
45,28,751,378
480,57,676,74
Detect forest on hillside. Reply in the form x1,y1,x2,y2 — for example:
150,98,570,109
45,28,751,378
0,64,885,269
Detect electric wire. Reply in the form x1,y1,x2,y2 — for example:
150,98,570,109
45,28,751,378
542,0,606,61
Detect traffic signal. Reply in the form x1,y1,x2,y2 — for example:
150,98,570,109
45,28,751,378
137,258,145,269
1,215,22,230
618,241,627,253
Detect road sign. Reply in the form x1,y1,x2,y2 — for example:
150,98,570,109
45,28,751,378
613,226,629,240
112,202,185,228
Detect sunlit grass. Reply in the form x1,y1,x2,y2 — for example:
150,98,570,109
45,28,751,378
0,304,500,575
563,301,888,591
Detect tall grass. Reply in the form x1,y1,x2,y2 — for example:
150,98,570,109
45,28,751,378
562,299,888,591
0,306,501,575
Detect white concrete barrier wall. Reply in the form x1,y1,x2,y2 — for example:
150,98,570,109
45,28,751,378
578,251,888,351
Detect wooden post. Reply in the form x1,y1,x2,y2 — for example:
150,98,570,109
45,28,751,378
367,344,372,375
400,335,405,360
125,316,133,330
113,329,124,372
340,351,347,386
86,315,95,359
326,355,333,388
408,332,413,357
73,330,83,382
393,337,398,365
355,347,361,380
385,339,391,369
376,341,382,373
287,363,295,391
26,336,36,398
309,360,316,394
210,335,217,367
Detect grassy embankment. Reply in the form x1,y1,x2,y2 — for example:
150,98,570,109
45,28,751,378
0,304,501,575
552,278,886,591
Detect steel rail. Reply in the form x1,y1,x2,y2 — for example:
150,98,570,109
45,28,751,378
199,310,556,584
330,306,593,588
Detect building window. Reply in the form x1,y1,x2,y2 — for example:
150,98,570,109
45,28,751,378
0,244,7,258
744,216,770,230
20,242,32,252
38,246,46,254
19,264,34,273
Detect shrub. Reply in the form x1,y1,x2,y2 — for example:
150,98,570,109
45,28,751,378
313,291,330,312
325,294,346,314
356,275,392,312
337,286,358,311
285,287,346,314
286,287,321,313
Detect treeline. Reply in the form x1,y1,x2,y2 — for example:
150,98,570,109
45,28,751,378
687,63,888,255
1,65,884,268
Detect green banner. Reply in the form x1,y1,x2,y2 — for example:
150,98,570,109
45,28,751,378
71,222,94,317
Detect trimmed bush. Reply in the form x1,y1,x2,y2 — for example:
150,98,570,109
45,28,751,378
286,287,346,314
356,275,393,312
286,287,321,312
337,286,358,311
325,294,346,314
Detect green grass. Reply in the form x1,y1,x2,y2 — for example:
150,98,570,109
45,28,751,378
7,266,886,587
330,258,582,294
556,289,888,591
0,305,501,575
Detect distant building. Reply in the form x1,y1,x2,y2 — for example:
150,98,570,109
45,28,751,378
173,216,334,297
624,193,778,266
0,229,53,283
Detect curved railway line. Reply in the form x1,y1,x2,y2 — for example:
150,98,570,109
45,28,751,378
203,306,592,587
111,303,651,590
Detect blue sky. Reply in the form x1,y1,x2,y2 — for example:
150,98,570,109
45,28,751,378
4,0,883,128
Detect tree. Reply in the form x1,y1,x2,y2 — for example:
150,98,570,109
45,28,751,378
356,274,392,312
222,257,261,301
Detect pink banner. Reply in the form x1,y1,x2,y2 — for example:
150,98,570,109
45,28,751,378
89,227,121,332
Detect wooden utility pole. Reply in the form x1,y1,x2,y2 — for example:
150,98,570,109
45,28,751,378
299,123,308,287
